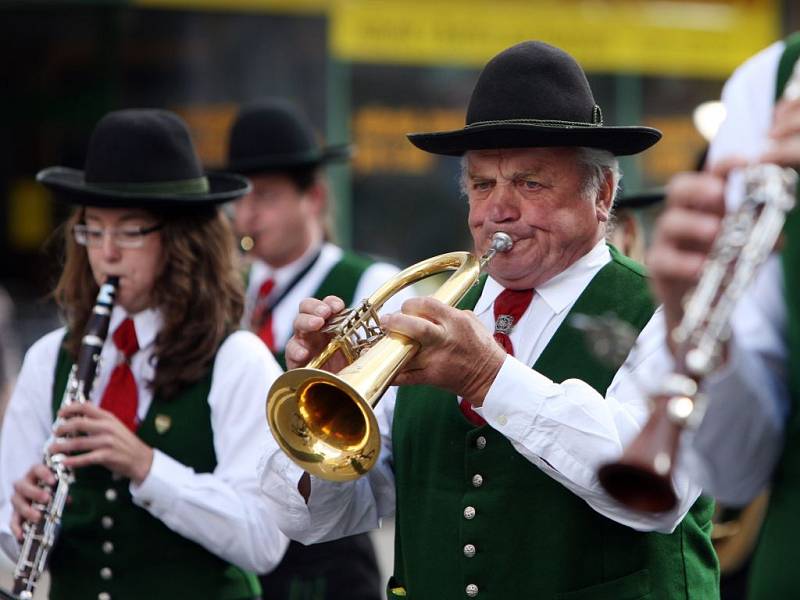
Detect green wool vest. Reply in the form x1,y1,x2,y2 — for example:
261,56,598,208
47,342,260,600
391,246,718,600
273,250,373,369
746,32,800,599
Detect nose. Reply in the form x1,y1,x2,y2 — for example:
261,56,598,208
487,182,520,223
100,230,122,261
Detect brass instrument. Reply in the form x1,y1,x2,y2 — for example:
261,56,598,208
597,162,797,512
266,232,513,482
7,277,119,600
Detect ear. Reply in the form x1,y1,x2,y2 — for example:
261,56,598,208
595,169,615,222
305,179,328,218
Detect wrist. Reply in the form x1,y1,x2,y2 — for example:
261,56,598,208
463,345,505,408
132,447,154,486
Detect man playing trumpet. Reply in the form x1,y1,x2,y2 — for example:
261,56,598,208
261,41,719,599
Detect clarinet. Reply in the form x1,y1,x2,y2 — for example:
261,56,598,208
595,59,800,512
6,276,119,600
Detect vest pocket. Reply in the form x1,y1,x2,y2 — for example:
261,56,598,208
555,568,651,600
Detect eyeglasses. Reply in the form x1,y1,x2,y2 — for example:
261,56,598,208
73,223,164,249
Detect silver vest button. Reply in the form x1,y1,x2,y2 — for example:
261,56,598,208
463,543,476,558
102,541,114,554
463,506,476,520
475,436,487,450
466,583,479,597
472,474,484,488
100,567,113,580
101,516,114,529
98,593,111,600
104,488,118,502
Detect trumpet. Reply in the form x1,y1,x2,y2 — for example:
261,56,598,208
266,232,513,482
597,164,797,513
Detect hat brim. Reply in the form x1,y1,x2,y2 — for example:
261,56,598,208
407,123,661,157
615,187,666,209
227,144,352,174
37,166,251,208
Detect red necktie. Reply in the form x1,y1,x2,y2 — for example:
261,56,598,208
100,318,139,432
460,288,534,427
253,278,276,351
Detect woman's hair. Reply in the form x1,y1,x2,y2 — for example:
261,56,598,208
55,206,244,400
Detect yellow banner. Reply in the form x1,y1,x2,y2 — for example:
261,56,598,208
330,0,779,77
134,0,328,14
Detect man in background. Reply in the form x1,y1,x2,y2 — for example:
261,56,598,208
227,99,388,600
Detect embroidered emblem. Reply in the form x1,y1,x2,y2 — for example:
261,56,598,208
495,314,515,335
154,414,172,435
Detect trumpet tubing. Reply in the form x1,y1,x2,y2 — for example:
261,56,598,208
267,233,512,482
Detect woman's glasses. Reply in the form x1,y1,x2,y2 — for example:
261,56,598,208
73,223,163,249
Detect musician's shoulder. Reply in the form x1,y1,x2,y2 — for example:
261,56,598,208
18,327,67,375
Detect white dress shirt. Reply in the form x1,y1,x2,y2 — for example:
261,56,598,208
244,241,405,350
0,305,289,573
259,239,703,543
678,40,792,506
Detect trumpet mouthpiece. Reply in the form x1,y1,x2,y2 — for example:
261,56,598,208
491,232,513,253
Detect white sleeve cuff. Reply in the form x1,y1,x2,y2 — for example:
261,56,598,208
480,355,557,436
130,449,194,513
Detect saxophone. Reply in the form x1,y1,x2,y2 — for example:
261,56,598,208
6,276,119,600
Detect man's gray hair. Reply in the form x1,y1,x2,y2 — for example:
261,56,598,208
459,147,621,204
575,147,620,204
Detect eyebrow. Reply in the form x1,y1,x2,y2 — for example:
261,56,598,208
84,212,152,223
467,168,543,180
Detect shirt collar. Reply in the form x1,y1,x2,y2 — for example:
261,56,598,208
475,239,611,316
109,305,162,350
252,241,326,291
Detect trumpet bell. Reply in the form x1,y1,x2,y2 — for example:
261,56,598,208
268,367,381,481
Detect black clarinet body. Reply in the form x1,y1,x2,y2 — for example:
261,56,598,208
8,276,119,600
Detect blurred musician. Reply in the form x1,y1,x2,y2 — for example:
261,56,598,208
647,34,800,599
226,100,388,600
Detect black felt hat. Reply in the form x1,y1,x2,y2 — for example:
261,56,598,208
615,187,666,210
37,109,251,208
227,99,351,174
408,41,661,156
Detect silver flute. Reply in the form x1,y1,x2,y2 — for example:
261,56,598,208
8,277,118,600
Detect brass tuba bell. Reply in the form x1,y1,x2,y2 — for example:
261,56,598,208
266,232,513,482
